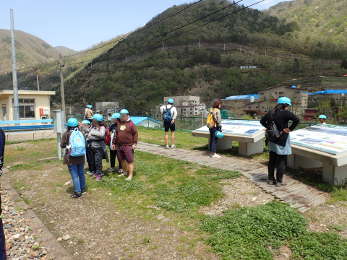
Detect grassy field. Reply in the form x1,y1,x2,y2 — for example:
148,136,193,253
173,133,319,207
4,139,347,259
138,126,208,150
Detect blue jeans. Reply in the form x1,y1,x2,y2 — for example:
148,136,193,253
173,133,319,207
68,163,86,193
209,127,218,153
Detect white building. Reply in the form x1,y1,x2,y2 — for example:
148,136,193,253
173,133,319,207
163,96,206,117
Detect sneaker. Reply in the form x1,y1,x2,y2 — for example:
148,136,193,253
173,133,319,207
118,169,124,174
165,145,170,149
125,177,132,181
71,192,81,198
211,154,221,158
95,175,102,181
171,145,176,149
81,188,87,194
276,182,286,187
86,171,94,176
267,180,275,185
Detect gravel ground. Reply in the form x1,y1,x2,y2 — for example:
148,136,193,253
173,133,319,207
1,189,49,260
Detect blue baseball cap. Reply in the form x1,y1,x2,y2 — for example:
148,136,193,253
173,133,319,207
67,118,78,127
319,115,327,119
111,113,121,119
277,97,292,106
120,109,129,115
92,114,104,122
167,98,174,104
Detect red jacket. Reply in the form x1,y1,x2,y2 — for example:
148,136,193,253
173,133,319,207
113,120,138,146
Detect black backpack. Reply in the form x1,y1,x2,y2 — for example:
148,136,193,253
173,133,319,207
265,112,281,143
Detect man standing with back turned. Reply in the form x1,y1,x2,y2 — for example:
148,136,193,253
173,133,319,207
160,98,177,149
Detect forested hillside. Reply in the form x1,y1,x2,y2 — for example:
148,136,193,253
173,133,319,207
1,0,346,113
268,0,347,48
64,0,344,113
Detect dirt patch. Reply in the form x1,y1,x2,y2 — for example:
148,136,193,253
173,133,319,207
6,164,218,260
273,246,292,260
304,201,347,237
200,176,274,215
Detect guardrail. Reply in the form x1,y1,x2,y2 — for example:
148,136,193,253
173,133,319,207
0,119,54,132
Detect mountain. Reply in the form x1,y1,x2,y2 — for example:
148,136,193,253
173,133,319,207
0,29,61,74
268,0,347,48
54,46,77,56
63,0,343,113
0,34,126,93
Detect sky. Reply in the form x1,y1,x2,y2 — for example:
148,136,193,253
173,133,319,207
0,0,287,51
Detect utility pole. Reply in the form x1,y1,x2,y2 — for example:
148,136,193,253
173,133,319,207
36,72,40,91
59,55,66,115
10,9,19,121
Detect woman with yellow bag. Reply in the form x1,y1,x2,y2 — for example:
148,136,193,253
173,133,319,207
206,99,222,158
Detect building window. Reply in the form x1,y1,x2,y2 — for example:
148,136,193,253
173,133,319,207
17,98,35,118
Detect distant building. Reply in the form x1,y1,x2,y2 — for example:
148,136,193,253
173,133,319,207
304,108,319,121
163,96,206,117
222,94,260,117
95,102,120,116
0,90,56,120
223,86,309,117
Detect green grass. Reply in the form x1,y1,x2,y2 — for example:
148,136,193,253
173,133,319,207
201,202,347,260
138,127,207,150
201,202,307,259
290,232,347,260
90,151,240,214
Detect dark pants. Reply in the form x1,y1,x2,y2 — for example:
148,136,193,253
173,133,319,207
90,147,104,175
86,145,93,172
268,152,287,183
0,218,5,260
110,149,122,169
209,127,218,153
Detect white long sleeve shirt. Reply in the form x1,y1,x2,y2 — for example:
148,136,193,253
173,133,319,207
160,104,177,120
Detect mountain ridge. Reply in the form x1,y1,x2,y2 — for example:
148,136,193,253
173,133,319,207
267,0,347,48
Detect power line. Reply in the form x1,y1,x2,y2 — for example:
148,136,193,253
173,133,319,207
14,0,266,78
13,1,204,73
89,0,248,64
163,0,245,38
147,0,204,28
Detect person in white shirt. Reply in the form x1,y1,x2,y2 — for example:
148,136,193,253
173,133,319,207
160,98,177,148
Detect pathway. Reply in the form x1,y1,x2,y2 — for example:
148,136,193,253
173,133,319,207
137,142,328,212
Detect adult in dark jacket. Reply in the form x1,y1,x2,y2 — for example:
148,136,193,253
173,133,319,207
0,128,6,259
260,97,299,186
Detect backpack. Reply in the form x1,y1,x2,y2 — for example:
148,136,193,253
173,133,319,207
265,112,281,143
206,109,217,129
163,105,173,121
69,129,86,157
105,128,111,146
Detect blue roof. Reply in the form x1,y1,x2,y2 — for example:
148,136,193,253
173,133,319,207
130,116,160,125
223,94,260,101
309,90,347,96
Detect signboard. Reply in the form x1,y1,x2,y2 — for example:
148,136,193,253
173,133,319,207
194,120,264,137
291,124,347,155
